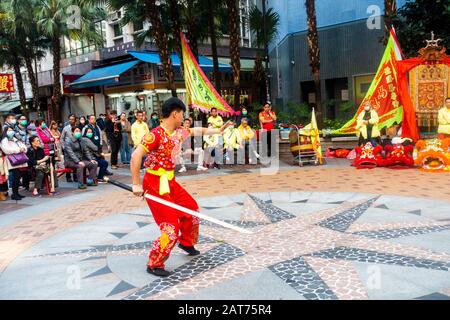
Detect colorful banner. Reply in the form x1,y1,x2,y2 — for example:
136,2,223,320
0,73,14,93
333,29,403,136
310,108,323,164
181,32,235,116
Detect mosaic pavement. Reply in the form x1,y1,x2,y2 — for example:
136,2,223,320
1,190,450,300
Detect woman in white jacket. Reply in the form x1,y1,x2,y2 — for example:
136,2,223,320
1,126,28,200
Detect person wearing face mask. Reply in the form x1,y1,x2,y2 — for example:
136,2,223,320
27,136,50,196
15,115,29,146
150,112,160,129
77,116,87,131
82,127,109,182
1,126,28,200
64,127,98,189
356,101,381,146
222,120,243,163
3,113,17,131
236,106,252,127
35,118,58,190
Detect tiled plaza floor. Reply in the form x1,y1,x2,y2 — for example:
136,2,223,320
0,160,449,300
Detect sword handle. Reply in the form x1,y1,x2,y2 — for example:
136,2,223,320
105,178,133,193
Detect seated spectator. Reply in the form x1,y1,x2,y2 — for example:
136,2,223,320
203,124,222,169
1,126,28,200
0,145,9,201
82,127,110,182
223,120,242,163
236,106,252,127
35,118,58,189
238,118,260,163
178,118,208,173
64,127,98,189
27,136,50,196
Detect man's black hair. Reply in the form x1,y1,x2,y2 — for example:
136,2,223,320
71,126,81,133
68,113,76,119
211,107,217,112
29,135,40,144
161,97,186,118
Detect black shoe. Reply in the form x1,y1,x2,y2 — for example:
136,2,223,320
105,171,114,176
178,244,200,256
11,194,22,201
146,267,171,277
18,194,26,199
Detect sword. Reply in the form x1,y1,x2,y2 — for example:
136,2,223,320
104,177,253,234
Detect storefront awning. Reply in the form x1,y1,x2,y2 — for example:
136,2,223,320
218,58,255,71
69,60,140,89
0,100,22,113
128,50,232,73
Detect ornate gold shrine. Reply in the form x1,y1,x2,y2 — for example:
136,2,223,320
409,32,450,136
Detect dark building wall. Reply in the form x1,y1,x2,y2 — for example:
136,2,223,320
269,18,385,113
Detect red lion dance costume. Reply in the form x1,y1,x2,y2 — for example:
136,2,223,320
353,142,383,169
383,138,414,169
414,138,450,172
140,126,199,270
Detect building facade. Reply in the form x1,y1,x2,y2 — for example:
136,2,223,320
267,0,408,119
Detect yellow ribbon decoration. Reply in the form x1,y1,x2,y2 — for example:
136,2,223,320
146,168,175,195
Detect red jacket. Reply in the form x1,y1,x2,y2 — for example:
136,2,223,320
36,127,55,156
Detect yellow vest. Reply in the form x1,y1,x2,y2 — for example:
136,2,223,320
438,107,450,135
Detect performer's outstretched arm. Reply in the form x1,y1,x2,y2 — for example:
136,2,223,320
189,120,232,136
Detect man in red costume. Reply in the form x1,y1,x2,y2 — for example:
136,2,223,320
130,97,230,277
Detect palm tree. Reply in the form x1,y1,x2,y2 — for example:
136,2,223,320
249,3,280,102
383,0,396,44
305,0,322,127
142,0,177,97
202,0,226,92
249,5,280,49
37,0,105,120
8,0,49,113
0,31,27,111
225,0,241,109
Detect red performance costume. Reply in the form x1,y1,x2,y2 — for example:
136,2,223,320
139,126,199,269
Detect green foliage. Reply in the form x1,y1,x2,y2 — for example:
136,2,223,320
393,0,450,57
323,118,347,130
249,5,280,48
277,102,311,126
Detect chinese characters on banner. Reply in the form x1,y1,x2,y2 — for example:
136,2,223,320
0,74,15,93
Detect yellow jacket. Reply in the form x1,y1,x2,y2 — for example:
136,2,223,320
207,115,224,129
203,133,220,148
238,124,255,141
131,121,150,147
356,109,380,139
223,127,242,149
438,107,450,135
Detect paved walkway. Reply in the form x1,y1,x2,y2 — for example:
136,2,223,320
0,160,449,300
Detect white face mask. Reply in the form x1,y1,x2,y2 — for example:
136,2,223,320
364,107,371,111
9,119,17,125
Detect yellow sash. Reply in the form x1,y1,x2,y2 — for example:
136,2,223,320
146,168,175,195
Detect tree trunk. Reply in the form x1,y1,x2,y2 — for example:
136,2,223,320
383,0,396,45
145,0,177,97
226,0,241,110
186,1,199,61
168,0,183,69
305,0,323,127
23,51,39,112
52,34,62,121
12,56,27,115
207,0,221,92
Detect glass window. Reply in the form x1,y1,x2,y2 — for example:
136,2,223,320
113,24,122,37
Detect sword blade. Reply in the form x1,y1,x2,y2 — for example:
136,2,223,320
106,178,253,234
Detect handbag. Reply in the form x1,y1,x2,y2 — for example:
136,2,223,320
7,153,29,166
